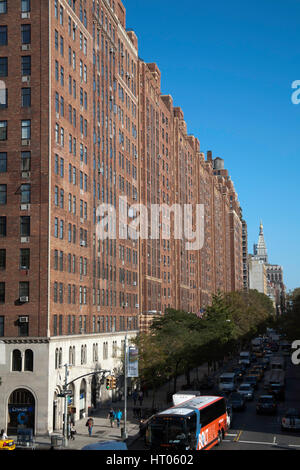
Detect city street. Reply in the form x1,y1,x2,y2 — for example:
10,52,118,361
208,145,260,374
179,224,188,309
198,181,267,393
129,358,300,451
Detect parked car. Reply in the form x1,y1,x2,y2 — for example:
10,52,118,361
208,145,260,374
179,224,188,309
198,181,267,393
256,395,277,415
228,392,246,411
281,409,300,431
237,383,254,401
243,375,258,389
0,438,15,451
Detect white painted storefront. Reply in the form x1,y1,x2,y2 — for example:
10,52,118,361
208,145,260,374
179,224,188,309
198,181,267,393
0,331,137,435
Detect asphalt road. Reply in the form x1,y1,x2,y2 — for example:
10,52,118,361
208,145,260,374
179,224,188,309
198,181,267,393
129,356,300,451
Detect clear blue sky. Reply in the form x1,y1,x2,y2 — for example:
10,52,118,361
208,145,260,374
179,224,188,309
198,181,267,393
124,0,300,292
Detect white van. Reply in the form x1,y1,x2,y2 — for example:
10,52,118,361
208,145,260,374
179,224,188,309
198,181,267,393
219,372,237,392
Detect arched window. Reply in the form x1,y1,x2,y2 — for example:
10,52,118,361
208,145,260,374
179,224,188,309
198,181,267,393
12,349,22,371
24,349,33,371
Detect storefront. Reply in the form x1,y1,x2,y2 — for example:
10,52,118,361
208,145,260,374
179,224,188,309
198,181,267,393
7,388,35,434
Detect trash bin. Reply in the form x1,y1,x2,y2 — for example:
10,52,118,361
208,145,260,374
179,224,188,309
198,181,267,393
51,434,64,448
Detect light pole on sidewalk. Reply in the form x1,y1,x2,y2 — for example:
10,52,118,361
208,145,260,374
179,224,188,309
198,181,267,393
122,333,128,440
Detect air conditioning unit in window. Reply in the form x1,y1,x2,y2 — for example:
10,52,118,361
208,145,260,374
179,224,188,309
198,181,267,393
19,296,29,303
21,237,30,243
20,204,29,211
22,139,31,146
19,316,29,322
22,76,30,83
21,171,30,179
133,281,137,286
135,304,139,308
21,12,30,19
80,240,86,247
21,44,31,51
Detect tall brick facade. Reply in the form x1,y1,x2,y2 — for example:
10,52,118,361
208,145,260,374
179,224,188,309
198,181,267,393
0,0,245,435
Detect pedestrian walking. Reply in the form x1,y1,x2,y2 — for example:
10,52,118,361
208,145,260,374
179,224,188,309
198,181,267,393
138,390,144,406
115,409,122,428
0,429,8,440
70,423,76,440
107,407,115,427
86,417,94,436
132,389,138,406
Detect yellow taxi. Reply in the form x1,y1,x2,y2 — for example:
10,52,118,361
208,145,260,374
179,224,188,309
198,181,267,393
0,438,16,450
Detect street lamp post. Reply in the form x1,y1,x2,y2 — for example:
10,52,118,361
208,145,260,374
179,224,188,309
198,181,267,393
63,363,69,447
122,333,128,440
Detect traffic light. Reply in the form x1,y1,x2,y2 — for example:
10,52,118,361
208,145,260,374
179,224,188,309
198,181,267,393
111,376,116,389
106,376,112,390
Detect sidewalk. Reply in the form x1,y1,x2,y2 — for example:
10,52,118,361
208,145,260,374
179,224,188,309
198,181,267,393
12,359,235,450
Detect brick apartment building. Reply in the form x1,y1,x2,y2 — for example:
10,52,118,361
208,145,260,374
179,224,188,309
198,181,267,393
0,0,245,435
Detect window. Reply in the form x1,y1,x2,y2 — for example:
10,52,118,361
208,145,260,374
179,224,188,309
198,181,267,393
21,119,31,140
21,184,30,203
0,216,6,236
0,26,7,45
21,87,31,107
21,151,31,170
18,317,29,337
0,152,6,172
12,350,22,371
0,184,6,204
20,248,30,269
21,24,31,44
21,0,31,13
0,120,7,140
0,248,5,269
24,349,33,371
20,215,30,236
0,85,7,108
59,6,64,25
19,281,29,299
0,0,7,14
0,57,7,76
0,281,5,302
21,55,31,75
0,316,3,336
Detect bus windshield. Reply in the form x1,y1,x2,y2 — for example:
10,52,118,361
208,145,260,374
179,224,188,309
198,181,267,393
150,417,188,446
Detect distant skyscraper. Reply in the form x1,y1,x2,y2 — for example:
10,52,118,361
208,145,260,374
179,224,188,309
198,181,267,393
253,221,268,263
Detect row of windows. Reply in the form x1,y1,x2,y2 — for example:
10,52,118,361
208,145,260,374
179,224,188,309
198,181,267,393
0,183,30,204
53,282,88,305
0,215,30,237
54,186,88,219
0,120,31,141
0,281,29,303
0,0,30,14
53,218,87,246
53,250,88,275
53,313,138,337
0,248,30,269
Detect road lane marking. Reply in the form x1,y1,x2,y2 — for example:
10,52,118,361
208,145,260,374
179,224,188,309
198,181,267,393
234,430,243,442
